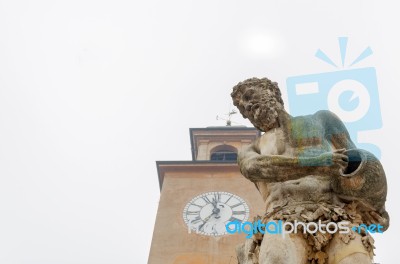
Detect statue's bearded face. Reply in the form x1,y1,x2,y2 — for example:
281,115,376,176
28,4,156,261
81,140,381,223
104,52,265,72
235,86,283,132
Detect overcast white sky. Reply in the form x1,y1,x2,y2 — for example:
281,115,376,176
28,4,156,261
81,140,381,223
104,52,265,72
0,0,399,263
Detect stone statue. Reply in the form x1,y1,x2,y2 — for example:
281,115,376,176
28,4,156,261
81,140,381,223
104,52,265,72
231,77,389,264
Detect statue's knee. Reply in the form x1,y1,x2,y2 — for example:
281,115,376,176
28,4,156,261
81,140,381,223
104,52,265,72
258,240,295,264
338,252,371,264
259,249,292,264
258,232,309,264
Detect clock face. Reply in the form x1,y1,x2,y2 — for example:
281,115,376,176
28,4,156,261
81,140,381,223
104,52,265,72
183,191,250,236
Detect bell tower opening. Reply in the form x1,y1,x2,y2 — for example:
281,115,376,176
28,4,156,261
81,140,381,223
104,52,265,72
210,145,238,161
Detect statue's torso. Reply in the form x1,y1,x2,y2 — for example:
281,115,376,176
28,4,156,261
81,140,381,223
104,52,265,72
255,118,341,211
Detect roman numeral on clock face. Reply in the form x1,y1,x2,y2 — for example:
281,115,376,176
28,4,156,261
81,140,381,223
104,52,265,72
213,193,221,203
229,216,242,222
198,224,205,232
225,194,233,204
202,196,212,204
186,211,200,216
191,203,202,208
191,216,203,224
232,211,247,215
231,203,242,208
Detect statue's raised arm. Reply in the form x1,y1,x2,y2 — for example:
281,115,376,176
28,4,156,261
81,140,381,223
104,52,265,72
238,137,350,183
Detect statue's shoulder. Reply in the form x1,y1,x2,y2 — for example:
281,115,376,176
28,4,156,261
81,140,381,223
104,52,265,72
313,109,338,120
313,110,345,126
289,110,333,121
290,111,335,125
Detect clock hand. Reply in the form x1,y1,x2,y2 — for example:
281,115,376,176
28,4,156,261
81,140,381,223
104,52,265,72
203,210,217,222
211,198,218,209
211,199,222,218
198,207,222,230
198,215,212,231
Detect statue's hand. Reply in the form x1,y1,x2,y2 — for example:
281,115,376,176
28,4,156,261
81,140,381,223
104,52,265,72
316,149,348,175
363,211,389,231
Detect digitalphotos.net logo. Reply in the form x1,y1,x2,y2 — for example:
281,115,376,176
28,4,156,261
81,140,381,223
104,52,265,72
286,37,382,158
225,220,384,239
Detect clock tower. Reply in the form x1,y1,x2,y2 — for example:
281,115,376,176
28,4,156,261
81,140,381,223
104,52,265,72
148,126,265,264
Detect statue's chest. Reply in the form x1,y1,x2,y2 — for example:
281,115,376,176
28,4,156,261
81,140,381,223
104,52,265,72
259,128,287,155
259,118,332,157
288,117,325,147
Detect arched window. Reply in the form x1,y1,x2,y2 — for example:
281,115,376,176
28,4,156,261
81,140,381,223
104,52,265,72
210,145,238,161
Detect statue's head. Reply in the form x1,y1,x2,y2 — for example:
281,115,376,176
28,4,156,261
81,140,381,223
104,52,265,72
231,77,285,132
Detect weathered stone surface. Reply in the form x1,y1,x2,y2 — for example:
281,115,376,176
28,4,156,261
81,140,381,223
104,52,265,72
231,77,389,264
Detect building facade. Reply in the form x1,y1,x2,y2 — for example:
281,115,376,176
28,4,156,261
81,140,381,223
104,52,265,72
148,126,265,264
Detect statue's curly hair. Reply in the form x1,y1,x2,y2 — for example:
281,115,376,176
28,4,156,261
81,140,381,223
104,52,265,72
231,77,284,106
231,77,284,121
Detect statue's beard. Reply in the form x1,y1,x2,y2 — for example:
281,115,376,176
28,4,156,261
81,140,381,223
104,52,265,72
249,100,280,131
